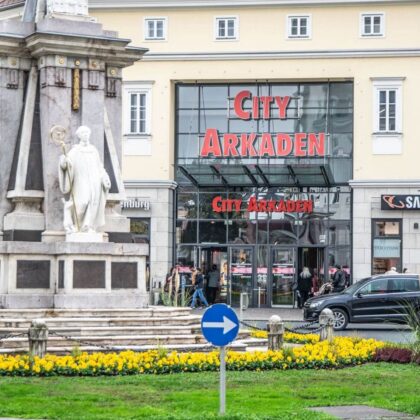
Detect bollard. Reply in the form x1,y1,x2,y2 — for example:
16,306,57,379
267,315,284,351
319,308,335,343
28,319,48,358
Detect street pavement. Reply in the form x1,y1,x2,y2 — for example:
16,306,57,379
192,307,416,344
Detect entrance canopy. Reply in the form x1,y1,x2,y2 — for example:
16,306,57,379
177,159,335,188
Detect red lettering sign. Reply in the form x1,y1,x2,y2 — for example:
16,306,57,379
201,130,325,158
212,196,314,214
200,91,327,158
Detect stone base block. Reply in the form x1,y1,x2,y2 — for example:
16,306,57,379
66,232,107,243
53,292,149,309
0,294,54,309
0,240,149,310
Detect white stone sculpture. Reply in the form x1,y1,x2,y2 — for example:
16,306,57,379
59,126,111,235
47,0,89,17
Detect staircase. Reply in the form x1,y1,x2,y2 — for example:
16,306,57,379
0,307,249,354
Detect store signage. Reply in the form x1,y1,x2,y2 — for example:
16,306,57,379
381,195,420,211
121,199,151,210
200,90,326,158
373,239,401,258
212,196,313,213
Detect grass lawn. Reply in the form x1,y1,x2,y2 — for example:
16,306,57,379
0,363,418,420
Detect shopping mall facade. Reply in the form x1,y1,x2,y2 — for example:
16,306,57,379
2,0,420,307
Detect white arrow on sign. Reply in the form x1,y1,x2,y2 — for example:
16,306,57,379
202,316,238,335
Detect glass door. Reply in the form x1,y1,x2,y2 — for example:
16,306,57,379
229,247,253,307
271,248,296,306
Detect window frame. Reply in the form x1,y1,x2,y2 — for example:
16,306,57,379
144,17,167,41
214,16,239,41
371,218,403,275
286,14,312,39
123,83,152,136
372,79,403,134
360,12,385,38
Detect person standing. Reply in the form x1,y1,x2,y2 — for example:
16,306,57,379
332,265,347,293
297,267,313,308
191,268,209,309
206,265,220,305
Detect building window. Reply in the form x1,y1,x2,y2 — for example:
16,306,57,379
123,83,152,156
372,219,402,275
144,18,167,40
372,79,403,134
215,17,238,40
361,13,384,37
287,15,311,39
124,84,151,135
130,218,150,244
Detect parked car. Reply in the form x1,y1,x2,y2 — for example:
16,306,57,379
304,274,420,330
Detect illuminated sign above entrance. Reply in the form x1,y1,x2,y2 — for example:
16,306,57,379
200,90,326,158
381,195,420,210
212,196,314,214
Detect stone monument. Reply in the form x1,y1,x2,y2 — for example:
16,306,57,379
0,0,149,308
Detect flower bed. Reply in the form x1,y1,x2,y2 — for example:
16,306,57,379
374,347,420,365
0,337,384,377
250,329,320,344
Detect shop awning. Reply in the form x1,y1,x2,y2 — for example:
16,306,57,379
177,159,335,188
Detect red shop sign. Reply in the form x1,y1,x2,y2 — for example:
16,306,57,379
212,196,313,214
200,90,326,158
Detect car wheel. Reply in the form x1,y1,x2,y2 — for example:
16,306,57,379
332,308,348,331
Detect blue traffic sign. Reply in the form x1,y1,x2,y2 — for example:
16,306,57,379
201,303,239,347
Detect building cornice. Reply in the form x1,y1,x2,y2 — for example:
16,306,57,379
141,48,420,62
350,180,420,188
124,180,178,190
89,0,419,9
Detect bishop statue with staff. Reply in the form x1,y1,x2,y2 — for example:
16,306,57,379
58,126,111,234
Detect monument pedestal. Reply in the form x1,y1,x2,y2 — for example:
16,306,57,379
66,232,107,243
0,241,149,309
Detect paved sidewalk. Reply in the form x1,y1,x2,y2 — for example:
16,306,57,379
310,406,418,419
192,307,304,322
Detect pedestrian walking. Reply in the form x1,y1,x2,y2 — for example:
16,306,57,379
332,265,347,293
191,268,209,309
297,267,312,308
206,264,220,304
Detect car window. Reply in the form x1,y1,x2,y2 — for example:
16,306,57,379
358,279,388,295
388,278,420,293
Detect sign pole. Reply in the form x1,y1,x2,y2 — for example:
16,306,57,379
220,346,226,415
200,304,239,417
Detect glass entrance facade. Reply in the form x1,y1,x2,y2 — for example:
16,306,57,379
175,82,353,307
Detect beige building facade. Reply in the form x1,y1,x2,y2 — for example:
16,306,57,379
2,0,420,306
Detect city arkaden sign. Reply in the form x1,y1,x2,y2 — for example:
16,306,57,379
200,91,326,158
212,196,314,214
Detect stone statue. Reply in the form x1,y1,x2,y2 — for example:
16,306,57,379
58,126,111,233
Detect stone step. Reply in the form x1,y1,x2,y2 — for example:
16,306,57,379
0,315,201,328
0,307,191,319
0,341,248,355
0,325,202,337
0,334,208,349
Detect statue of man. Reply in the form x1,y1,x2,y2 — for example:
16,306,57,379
58,126,111,233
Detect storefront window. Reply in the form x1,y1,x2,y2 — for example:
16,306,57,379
130,218,150,244
176,220,197,244
228,220,257,244
372,219,402,274
199,221,227,243
177,190,197,219
328,221,351,246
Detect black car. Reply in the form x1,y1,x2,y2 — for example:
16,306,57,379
304,274,420,330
